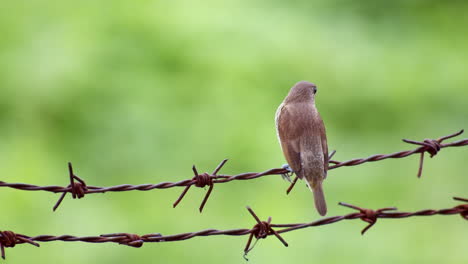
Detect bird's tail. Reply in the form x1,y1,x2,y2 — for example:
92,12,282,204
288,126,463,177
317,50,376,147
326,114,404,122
307,180,327,216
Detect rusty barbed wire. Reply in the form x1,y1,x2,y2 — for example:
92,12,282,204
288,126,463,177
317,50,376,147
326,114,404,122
0,130,466,212
0,197,466,260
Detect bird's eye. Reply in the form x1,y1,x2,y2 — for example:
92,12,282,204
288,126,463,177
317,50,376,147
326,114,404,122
313,87,317,94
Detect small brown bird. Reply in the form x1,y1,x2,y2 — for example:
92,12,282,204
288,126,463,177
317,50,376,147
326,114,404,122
275,81,328,216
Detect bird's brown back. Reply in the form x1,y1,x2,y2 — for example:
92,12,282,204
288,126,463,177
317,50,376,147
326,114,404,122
275,101,328,185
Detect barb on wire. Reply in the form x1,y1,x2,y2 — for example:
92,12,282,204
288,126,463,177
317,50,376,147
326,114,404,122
329,129,465,172
286,129,466,193
0,130,466,211
0,231,39,260
0,197,466,260
338,202,397,234
402,129,464,178
243,206,288,260
173,159,228,212
53,162,88,211
447,197,468,220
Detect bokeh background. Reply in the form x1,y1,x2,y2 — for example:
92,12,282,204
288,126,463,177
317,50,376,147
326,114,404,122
0,1,467,263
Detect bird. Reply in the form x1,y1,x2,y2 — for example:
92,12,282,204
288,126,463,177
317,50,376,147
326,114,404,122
275,81,329,216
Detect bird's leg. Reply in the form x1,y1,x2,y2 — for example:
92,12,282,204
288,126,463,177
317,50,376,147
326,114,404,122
281,164,294,182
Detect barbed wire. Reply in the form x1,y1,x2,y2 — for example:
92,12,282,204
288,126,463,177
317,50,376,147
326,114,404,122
0,130,466,212
0,197,466,260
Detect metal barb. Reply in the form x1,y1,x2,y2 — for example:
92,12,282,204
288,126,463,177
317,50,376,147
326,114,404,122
453,197,468,220
0,130,465,212
173,160,228,212
0,198,464,259
454,197,468,203
244,207,288,259
402,130,464,178
53,162,88,211
339,202,397,235
0,231,39,260
286,177,299,195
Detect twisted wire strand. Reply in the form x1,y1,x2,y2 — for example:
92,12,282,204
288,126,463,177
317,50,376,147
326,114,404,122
1,197,466,259
0,130,466,211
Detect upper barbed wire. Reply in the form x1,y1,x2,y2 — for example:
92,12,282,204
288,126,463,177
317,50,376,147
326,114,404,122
0,130,466,211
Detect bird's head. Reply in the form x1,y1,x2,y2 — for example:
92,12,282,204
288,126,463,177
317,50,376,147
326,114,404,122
285,81,317,103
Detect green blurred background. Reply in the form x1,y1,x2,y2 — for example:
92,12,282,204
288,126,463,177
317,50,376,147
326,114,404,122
0,1,467,263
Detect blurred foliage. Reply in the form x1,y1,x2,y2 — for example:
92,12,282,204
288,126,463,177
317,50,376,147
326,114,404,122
0,1,467,263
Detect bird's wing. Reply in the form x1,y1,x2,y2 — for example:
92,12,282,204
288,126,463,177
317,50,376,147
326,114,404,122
317,115,328,176
276,103,303,177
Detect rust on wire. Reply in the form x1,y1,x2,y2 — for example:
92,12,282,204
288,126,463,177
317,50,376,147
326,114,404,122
450,197,468,220
99,233,162,248
0,231,39,260
0,197,466,260
0,130,466,211
286,129,466,194
402,129,464,178
338,202,397,235
244,206,288,260
53,162,88,211
173,159,228,212
328,129,465,173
